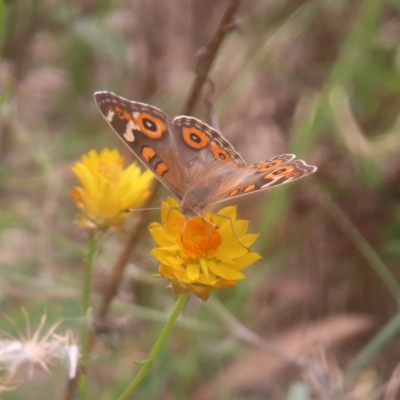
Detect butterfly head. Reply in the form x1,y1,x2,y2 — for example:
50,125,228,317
180,184,214,217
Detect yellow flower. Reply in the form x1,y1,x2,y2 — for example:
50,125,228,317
70,149,153,229
149,198,261,300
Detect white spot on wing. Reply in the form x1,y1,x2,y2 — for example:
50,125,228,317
261,181,275,188
260,176,293,189
106,110,115,122
133,112,140,119
123,120,136,142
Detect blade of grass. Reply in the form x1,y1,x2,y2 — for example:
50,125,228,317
319,190,400,301
291,0,384,153
344,313,400,383
0,0,5,50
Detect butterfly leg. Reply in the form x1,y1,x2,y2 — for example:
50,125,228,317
180,218,188,245
215,212,250,251
161,206,180,225
200,217,214,257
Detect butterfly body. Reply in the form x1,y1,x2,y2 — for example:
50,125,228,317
94,91,317,217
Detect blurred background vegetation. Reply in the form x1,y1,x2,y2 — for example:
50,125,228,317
1,0,400,399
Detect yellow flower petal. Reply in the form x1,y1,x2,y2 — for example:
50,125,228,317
214,205,237,220
187,263,200,281
234,252,262,269
207,260,246,280
149,223,175,246
199,258,210,280
165,257,185,269
151,248,174,264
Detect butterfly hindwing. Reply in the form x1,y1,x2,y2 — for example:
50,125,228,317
172,116,246,169
215,155,317,203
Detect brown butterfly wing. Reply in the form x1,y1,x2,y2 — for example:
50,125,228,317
214,156,317,204
94,91,185,198
172,116,250,212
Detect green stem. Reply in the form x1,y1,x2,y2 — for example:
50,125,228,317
117,294,189,400
79,232,97,400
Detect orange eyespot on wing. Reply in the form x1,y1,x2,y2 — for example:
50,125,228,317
133,112,167,139
248,154,296,172
182,127,210,149
254,160,284,172
263,165,294,180
287,171,300,179
260,160,316,188
209,142,234,164
107,106,132,121
113,106,124,119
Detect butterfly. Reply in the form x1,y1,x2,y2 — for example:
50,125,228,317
94,91,317,217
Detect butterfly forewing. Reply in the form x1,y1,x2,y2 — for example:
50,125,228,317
94,91,184,198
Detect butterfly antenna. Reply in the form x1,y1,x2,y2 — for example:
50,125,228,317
124,206,175,213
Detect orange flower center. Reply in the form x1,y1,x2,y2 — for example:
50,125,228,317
99,161,123,184
177,216,221,260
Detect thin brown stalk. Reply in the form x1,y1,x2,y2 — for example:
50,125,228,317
181,0,240,116
94,219,147,322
